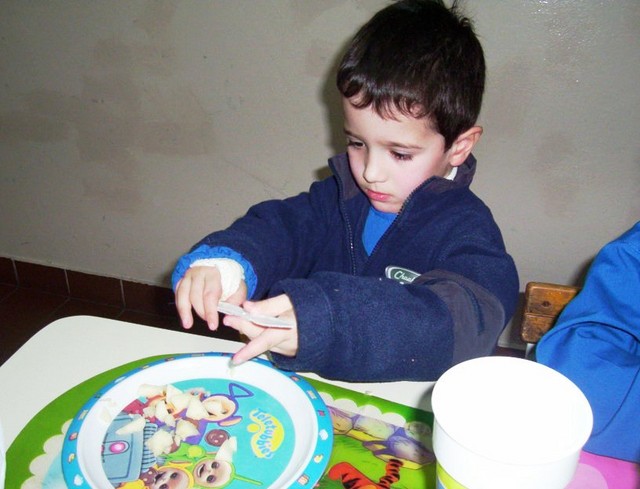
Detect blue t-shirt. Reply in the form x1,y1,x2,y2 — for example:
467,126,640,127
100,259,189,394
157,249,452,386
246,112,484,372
362,206,397,255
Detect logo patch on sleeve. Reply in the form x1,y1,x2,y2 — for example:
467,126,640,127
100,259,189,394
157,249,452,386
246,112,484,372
385,266,420,284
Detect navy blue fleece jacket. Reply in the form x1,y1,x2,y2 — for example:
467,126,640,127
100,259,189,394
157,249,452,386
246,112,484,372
175,153,518,382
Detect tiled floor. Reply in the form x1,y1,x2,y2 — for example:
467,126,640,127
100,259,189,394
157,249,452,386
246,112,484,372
0,283,241,367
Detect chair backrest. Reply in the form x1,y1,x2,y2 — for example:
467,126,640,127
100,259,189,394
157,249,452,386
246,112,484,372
520,282,580,344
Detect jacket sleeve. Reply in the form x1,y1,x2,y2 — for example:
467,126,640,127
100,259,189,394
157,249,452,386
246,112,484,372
268,273,451,381
535,223,640,462
173,177,340,298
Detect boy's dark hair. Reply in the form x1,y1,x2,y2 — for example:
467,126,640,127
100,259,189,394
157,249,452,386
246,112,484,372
337,0,485,150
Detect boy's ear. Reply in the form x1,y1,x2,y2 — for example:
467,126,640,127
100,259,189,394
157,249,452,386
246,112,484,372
448,126,483,167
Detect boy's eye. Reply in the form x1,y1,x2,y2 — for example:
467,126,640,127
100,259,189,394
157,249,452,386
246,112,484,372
346,139,364,149
391,151,412,161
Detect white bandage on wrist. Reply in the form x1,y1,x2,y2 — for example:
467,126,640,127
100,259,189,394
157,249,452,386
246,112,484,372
189,258,245,300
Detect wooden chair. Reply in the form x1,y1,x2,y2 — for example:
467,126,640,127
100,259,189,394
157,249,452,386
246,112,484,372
520,282,580,344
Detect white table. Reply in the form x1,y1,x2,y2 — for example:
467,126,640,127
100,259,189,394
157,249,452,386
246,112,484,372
0,315,435,448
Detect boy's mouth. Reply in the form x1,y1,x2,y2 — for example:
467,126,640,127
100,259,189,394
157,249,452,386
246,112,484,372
365,189,391,202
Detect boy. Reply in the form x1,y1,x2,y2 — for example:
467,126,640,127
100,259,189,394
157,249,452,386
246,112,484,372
536,221,640,463
173,0,519,382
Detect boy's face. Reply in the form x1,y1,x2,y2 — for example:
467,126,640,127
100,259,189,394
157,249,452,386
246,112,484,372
342,98,455,214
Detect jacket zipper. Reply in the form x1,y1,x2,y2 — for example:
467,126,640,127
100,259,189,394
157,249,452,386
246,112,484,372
335,172,358,276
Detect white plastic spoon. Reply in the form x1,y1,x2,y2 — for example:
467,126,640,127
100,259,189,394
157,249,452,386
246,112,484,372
217,301,295,329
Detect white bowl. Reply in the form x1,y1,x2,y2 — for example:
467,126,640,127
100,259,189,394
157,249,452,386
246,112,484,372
432,356,593,489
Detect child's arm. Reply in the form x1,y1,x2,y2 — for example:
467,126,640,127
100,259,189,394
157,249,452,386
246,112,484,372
173,177,340,321
172,245,258,298
265,259,515,382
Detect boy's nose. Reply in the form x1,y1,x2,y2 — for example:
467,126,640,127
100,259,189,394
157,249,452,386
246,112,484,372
362,153,385,183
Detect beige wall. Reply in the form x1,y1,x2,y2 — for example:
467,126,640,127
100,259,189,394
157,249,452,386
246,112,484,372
1,1,639,345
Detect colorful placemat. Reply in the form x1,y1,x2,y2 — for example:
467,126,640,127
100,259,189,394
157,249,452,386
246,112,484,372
8,355,637,488
6,354,437,488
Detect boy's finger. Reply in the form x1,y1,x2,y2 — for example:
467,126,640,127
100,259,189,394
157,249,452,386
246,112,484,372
202,283,222,331
232,334,274,365
244,294,292,318
188,274,207,323
222,315,260,339
175,278,194,329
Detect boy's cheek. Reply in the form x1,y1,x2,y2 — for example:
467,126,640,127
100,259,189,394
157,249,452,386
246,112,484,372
347,154,364,176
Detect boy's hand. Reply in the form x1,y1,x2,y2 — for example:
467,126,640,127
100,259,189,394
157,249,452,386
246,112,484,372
174,266,247,331
223,294,299,364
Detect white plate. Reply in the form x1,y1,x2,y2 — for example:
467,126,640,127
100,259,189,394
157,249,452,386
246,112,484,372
62,353,332,488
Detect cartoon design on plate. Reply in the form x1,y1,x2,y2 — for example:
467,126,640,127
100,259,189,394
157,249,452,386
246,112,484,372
115,436,261,489
102,378,294,488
